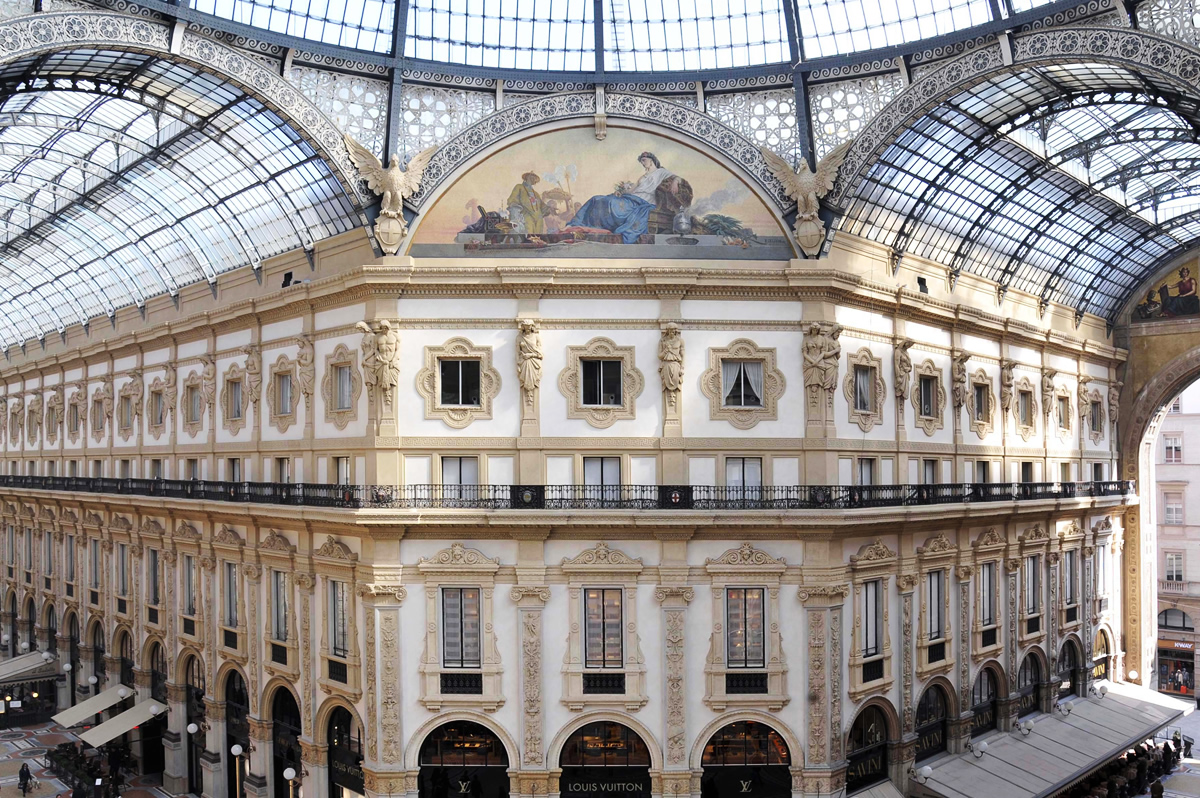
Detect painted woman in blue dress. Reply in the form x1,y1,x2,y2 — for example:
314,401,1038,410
566,152,674,243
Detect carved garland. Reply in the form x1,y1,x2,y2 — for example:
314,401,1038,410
557,337,645,429
221,362,250,436
321,343,363,431
842,346,886,433
697,339,786,430
909,358,947,437
414,338,500,430
267,354,299,434
966,368,996,440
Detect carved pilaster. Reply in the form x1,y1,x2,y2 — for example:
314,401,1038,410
511,586,550,768
807,609,828,764
1006,558,1020,690
898,576,915,734
655,586,694,767
294,572,314,737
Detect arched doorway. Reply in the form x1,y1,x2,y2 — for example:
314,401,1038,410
970,669,998,737
329,707,365,798
418,720,508,798
1017,653,1042,717
560,721,649,798
225,670,250,798
1092,630,1111,682
66,613,79,706
44,605,56,657
185,656,205,796
90,623,105,694
141,642,168,778
915,685,949,761
117,630,134,686
846,705,891,794
700,720,791,798
271,689,302,798
1058,640,1081,700
22,596,35,652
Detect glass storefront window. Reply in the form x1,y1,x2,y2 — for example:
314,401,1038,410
1160,651,1195,696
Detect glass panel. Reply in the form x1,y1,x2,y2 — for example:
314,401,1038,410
337,365,352,409
406,0,595,70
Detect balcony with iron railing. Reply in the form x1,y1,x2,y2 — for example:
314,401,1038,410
0,476,1135,511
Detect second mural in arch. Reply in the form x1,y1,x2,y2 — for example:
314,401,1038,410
409,126,792,260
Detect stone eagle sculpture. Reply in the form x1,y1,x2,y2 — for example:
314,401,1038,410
343,134,437,255
760,141,852,257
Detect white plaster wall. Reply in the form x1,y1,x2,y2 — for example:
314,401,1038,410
397,297,519,319
315,303,365,329
679,299,803,321
540,298,660,320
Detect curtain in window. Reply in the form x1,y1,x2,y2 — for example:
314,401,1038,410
855,366,872,411
722,359,740,403
744,361,764,403
338,366,352,408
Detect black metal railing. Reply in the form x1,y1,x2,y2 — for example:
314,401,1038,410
981,627,997,648
0,475,1134,511
862,659,885,683
182,617,195,637
928,641,946,663
272,644,287,665
328,659,348,684
582,673,626,694
725,672,769,694
440,672,483,694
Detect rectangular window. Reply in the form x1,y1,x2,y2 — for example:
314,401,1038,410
1092,462,1104,481
1065,549,1078,606
858,457,875,486
1025,555,1041,615
119,459,131,479
722,360,763,407
584,588,623,668
1171,397,1182,413
68,403,79,434
150,459,163,480
92,399,104,431
726,587,765,668
43,530,52,575
334,456,351,486
922,459,938,485
277,373,293,415
1096,544,1108,595
148,548,160,606
276,457,291,484
1167,552,1184,582
1090,401,1103,433
224,561,239,628
227,380,243,420
1021,461,1034,483
725,457,762,499
439,359,481,406
1018,390,1033,426
977,460,991,483
187,386,201,424
65,535,75,582
442,587,482,668
91,460,102,478
151,391,164,426
974,383,987,421
336,365,353,410
582,359,622,406
228,458,242,482
1166,492,1184,525
854,365,873,413
928,570,944,641
583,456,620,501
272,570,289,642
5,525,12,565
45,461,55,477
118,396,131,430
89,539,100,588
23,529,30,569
26,461,34,477
1060,462,1071,483
45,407,56,436
441,456,478,499
187,458,199,481
1166,435,1183,463
182,555,196,616
116,543,128,597
329,579,348,658
919,375,936,417
69,460,77,478
1057,396,1069,429
862,579,881,657
980,561,996,627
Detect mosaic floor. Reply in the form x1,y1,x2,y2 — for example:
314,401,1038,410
0,722,170,798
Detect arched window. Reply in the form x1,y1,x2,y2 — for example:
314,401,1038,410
418,720,508,798
150,643,167,703
117,630,134,686
701,721,791,798
846,705,890,794
225,671,249,798
1160,608,1194,630
915,686,948,761
90,623,105,691
23,597,35,651
66,613,79,706
1017,653,1042,717
561,722,651,767
970,669,998,737
185,655,206,796
1058,640,1081,700
8,593,17,657
1092,631,1111,681
328,707,365,798
271,690,302,798
45,606,56,657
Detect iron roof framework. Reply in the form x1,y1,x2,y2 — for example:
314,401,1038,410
0,48,362,348
840,61,1200,323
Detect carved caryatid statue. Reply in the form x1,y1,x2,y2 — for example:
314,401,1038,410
803,321,843,418
1000,359,1015,414
894,338,914,399
1109,380,1123,428
761,141,852,257
8,393,23,442
952,351,971,409
517,319,543,404
658,323,684,393
295,336,316,410
343,135,437,255
200,354,217,413
1041,368,1057,419
356,320,402,410
241,345,262,407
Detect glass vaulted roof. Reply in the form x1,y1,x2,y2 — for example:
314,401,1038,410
842,62,1200,321
0,49,361,348
178,0,1066,69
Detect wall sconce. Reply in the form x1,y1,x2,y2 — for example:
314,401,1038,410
87,675,97,685
1128,670,1139,681
1090,684,1108,699
1017,719,1035,736
908,765,933,784
62,662,71,672
966,740,989,758
1057,699,1076,716
186,721,210,735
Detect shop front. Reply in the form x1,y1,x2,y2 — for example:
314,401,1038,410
1158,639,1195,697
559,721,651,798
418,720,508,798
699,720,792,798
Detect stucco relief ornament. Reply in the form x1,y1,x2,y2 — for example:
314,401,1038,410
803,321,842,418
1109,380,1123,428
163,365,178,423
1041,368,1057,419
894,338,914,399
8,393,22,443
356,320,401,410
240,345,261,407
952,351,970,409
517,319,543,405
343,134,437,255
294,336,316,411
658,322,684,406
761,141,852,257
1000,358,1016,414
200,354,216,415
25,395,41,443
45,386,62,444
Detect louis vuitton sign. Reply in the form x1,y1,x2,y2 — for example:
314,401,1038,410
560,767,650,798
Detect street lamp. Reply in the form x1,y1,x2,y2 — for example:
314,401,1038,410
230,742,254,798
282,766,307,798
